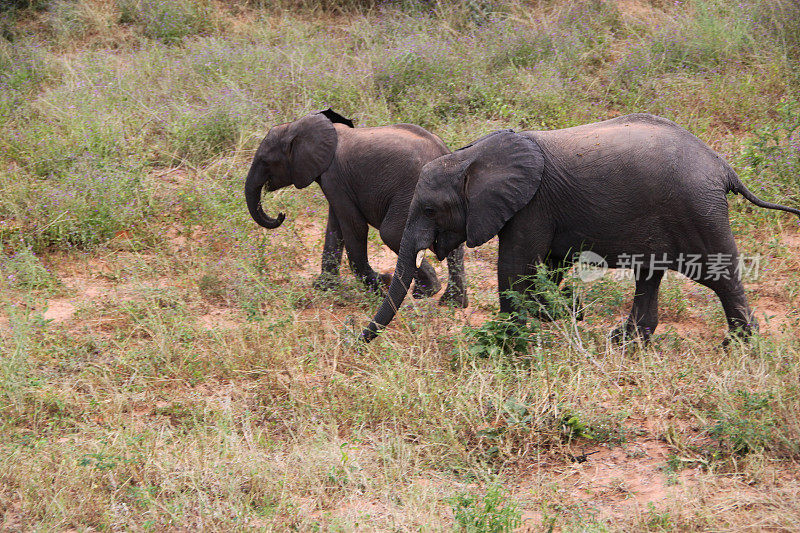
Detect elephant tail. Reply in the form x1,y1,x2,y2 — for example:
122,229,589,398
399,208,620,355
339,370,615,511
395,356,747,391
728,170,800,219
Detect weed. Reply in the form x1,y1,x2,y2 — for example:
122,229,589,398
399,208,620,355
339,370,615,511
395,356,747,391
644,502,674,530
47,0,112,43
450,484,522,532
0,306,34,417
77,452,128,471
708,389,782,457
462,313,535,360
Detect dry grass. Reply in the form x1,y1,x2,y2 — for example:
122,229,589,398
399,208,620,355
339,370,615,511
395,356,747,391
2,0,800,530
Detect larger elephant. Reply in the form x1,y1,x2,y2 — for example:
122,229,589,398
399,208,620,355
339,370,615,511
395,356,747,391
362,113,800,343
245,109,467,306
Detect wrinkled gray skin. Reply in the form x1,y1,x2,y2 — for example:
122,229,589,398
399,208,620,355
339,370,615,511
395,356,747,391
244,109,467,306
363,113,800,343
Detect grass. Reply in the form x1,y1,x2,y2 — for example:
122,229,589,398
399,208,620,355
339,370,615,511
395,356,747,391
1,0,800,530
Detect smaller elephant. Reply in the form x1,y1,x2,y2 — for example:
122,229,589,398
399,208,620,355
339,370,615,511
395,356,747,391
362,113,800,343
244,109,468,306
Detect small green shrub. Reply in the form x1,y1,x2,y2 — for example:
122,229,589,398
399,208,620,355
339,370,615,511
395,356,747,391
560,411,595,443
463,314,535,360
708,390,784,456
450,484,522,532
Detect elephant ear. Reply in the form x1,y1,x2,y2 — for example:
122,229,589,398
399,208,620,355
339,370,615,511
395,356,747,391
286,113,338,188
317,108,354,128
463,131,544,248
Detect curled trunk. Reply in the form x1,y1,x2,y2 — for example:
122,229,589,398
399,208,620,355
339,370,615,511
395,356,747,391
361,226,420,342
244,161,285,229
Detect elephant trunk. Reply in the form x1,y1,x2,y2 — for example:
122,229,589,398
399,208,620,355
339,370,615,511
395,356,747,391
245,160,286,229
361,223,423,342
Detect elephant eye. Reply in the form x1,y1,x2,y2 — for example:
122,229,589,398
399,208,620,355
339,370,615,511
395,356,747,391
423,206,436,218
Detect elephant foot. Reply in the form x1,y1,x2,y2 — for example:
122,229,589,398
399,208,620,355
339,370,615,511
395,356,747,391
439,285,468,308
363,272,392,296
378,272,392,291
721,323,757,348
313,273,341,291
609,322,653,345
412,276,442,299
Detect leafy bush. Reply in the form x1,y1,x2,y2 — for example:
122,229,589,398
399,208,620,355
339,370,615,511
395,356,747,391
708,390,783,456
450,484,522,532
463,314,535,360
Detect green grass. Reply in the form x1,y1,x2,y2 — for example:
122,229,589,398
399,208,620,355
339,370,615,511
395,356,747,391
1,0,800,530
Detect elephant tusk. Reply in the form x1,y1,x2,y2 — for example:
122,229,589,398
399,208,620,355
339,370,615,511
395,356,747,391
416,250,425,268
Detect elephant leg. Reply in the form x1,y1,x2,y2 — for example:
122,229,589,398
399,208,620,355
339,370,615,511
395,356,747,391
497,224,553,321
440,245,468,308
313,205,345,291
694,259,757,343
336,207,383,293
412,258,442,299
498,261,543,325
611,269,664,344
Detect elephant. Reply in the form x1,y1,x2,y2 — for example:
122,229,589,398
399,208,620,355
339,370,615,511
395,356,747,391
362,113,800,343
244,108,468,306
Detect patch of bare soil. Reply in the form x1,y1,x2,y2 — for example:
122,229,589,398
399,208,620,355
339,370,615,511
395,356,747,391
553,439,686,514
515,434,800,531
198,305,241,330
40,255,186,336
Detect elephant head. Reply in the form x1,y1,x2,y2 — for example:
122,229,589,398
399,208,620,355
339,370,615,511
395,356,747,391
244,108,354,229
362,130,544,341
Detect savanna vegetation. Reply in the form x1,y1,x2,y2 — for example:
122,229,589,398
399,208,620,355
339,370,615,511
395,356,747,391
1,0,800,530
